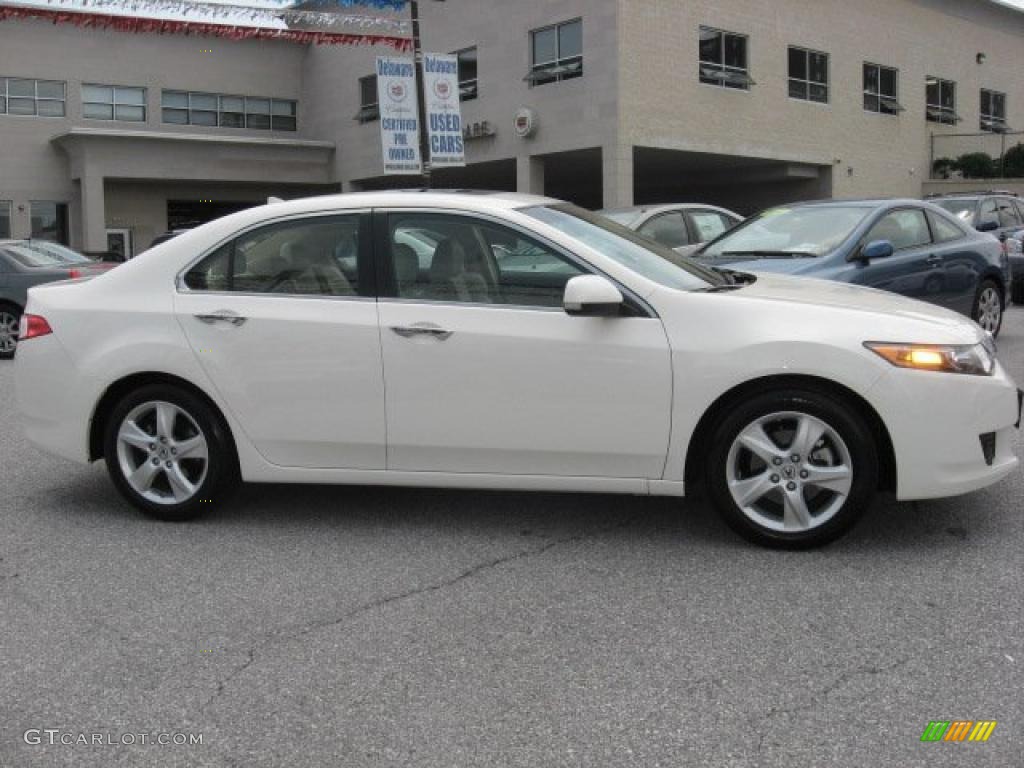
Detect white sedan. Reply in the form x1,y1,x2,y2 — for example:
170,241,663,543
14,192,1022,547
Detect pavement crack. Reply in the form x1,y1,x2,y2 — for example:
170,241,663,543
197,513,637,714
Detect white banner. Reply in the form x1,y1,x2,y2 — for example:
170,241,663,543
423,53,465,167
376,56,422,175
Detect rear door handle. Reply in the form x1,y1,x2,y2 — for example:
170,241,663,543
926,254,942,266
390,323,453,341
195,311,247,327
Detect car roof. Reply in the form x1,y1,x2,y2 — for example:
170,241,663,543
273,189,560,214
599,203,738,216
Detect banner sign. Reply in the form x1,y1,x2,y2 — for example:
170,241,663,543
376,56,422,175
423,53,465,167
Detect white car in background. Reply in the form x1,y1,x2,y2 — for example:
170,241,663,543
599,203,743,256
14,191,1022,548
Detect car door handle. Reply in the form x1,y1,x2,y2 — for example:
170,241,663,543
926,255,942,266
194,311,247,327
390,323,453,341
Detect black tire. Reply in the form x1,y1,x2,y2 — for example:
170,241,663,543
0,303,21,360
1012,279,1024,307
103,384,239,521
971,278,1003,337
704,388,879,549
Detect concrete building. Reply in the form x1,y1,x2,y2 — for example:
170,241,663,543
2,0,1023,254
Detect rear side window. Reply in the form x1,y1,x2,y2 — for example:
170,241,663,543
183,215,365,296
996,197,1022,228
689,210,734,242
864,209,931,250
927,211,965,243
638,212,690,248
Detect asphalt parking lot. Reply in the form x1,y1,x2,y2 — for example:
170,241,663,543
1,309,1022,768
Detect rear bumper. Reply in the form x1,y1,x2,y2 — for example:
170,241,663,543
872,364,1021,501
14,333,91,464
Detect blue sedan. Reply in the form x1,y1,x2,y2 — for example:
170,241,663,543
695,199,1010,336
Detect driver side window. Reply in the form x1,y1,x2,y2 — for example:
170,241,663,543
864,209,931,251
183,214,364,296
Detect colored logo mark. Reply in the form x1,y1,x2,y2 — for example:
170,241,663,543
921,720,997,742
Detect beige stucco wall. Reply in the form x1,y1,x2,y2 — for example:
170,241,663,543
618,0,1024,200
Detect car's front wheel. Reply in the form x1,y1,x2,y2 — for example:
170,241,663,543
0,304,21,360
972,279,1003,337
103,384,239,521
705,388,879,548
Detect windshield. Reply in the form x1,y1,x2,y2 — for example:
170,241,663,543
523,204,722,290
17,240,92,263
2,245,66,268
701,205,873,258
597,209,641,226
932,199,977,223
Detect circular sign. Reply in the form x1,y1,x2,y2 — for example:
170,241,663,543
514,107,537,138
434,80,451,100
388,82,408,103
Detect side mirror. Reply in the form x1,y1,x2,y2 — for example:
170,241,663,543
851,239,894,262
977,219,1000,233
563,275,624,317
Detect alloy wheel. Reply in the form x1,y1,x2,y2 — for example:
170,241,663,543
725,411,853,533
0,311,18,355
976,286,1002,334
115,401,209,505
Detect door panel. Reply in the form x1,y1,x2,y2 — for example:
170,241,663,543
379,302,672,477
173,212,386,469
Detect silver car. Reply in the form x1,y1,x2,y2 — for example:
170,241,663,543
0,240,114,358
599,203,743,256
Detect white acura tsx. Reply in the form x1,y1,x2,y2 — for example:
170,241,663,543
14,192,1022,547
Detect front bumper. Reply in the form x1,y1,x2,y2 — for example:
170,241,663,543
871,363,1021,501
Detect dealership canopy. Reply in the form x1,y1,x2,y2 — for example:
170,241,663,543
0,0,413,47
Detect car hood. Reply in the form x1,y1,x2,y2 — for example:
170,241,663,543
708,272,983,341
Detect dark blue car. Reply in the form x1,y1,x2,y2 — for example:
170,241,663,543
695,199,1009,336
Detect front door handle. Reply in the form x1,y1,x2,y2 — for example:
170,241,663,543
926,255,942,267
390,323,453,341
195,311,247,327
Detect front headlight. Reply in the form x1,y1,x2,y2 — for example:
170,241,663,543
864,341,996,376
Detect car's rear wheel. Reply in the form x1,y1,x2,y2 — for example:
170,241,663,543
0,304,21,360
704,389,878,548
103,384,238,521
972,279,1003,337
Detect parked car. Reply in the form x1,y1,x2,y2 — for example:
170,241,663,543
0,240,113,359
14,192,1021,548
599,203,743,256
927,191,1024,305
696,199,1010,336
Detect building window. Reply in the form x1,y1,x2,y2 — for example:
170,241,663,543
455,47,478,101
161,91,297,131
354,75,379,123
82,84,146,122
980,89,1007,132
0,77,65,117
787,46,828,103
863,63,902,115
0,201,11,238
699,27,753,90
30,202,69,245
527,19,582,86
926,77,960,125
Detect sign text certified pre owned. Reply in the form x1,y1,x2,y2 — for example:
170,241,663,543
423,53,466,167
376,56,422,175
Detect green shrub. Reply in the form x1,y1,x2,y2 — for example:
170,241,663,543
932,157,956,179
955,152,997,179
1001,143,1024,178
